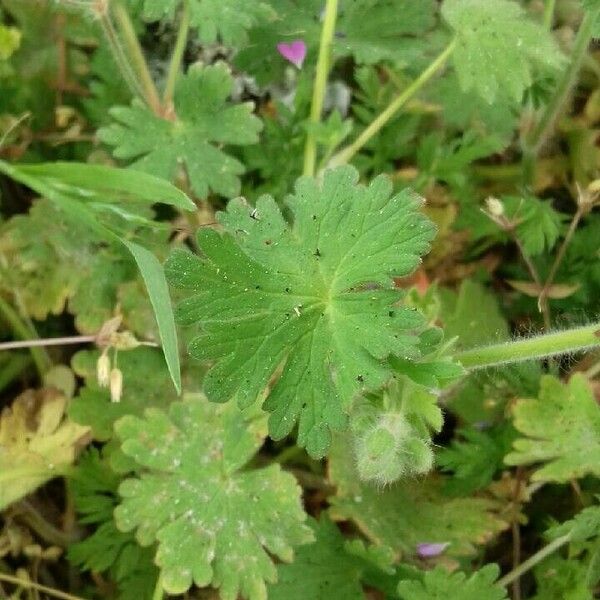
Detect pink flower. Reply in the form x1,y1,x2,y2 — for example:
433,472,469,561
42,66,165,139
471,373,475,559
416,542,450,558
276,40,307,69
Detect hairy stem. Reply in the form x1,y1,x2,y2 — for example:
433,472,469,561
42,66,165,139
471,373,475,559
0,335,96,351
163,0,190,107
112,1,162,114
522,8,599,186
498,534,571,587
98,12,144,100
455,323,600,370
0,573,85,600
0,296,51,376
303,0,339,177
328,39,456,168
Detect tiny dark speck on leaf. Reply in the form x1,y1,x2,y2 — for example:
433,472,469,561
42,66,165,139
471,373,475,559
264,239,272,245
357,375,364,382
285,287,291,293
312,214,317,220
388,310,395,317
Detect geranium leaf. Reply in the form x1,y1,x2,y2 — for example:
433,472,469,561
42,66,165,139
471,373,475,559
114,398,312,599
442,0,564,103
166,166,436,457
99,63,262,199
505,374,600,482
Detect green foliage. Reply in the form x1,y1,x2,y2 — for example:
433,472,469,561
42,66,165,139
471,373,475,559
437,424,516,495
532,555,593,600
68,449,159,600
69,347,202,440
0,24,20,60
114,398,312,598
139,0,274,45
166,166,437,457
397,564,508,600
328,435,507,558
235,0,436,84
99,63,262,198
268,516,394,599
442,0,564,103
546,504,600,543
506,374,600,482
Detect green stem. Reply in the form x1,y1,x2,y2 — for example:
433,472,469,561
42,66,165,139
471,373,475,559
328,39,456,169
98,12,144,100
455,323,600,370
0,296,51,377
0,353,31,392
522,8,599,186
112,1,162,114
163,0,190,107
498,534,571,587
303,0,339,177
543,0,557,29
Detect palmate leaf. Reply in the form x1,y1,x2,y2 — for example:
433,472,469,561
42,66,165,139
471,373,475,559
99,63,262,199
114,398,312,599
138,0,274,45
505,374,600,482
166,166,436,457
397,564,508,600
442,0,564,103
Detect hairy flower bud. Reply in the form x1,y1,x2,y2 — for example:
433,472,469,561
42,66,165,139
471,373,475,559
96,352,110,388
110,367,123,403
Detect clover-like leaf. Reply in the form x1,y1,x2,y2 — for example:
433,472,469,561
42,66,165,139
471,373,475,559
328,435,507,557
166,166,436,457
99,63,262,199
505,374,600,482
114,398,312,599
442,0,564,103
397,564,508,600
139,0,273,46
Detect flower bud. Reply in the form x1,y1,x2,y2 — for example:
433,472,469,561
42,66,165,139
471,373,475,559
96,352,110,388
110,367,123,403
485,196,505,217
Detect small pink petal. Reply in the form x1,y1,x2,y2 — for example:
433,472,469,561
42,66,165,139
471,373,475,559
277,40,307,69
416,542,450,558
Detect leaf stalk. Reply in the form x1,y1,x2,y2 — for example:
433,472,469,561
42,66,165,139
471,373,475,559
327,39,456,169
454,323,600,370
303,0,339,177
163,0,190,108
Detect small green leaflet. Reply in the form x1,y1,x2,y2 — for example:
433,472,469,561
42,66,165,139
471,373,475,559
505,374,600,482
99,63,262,199
0,24,20,60
166,166,436,457
397,565,508,600
442,0,564,103
546,504,600,543
114,398,312,599
138,0,274,45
